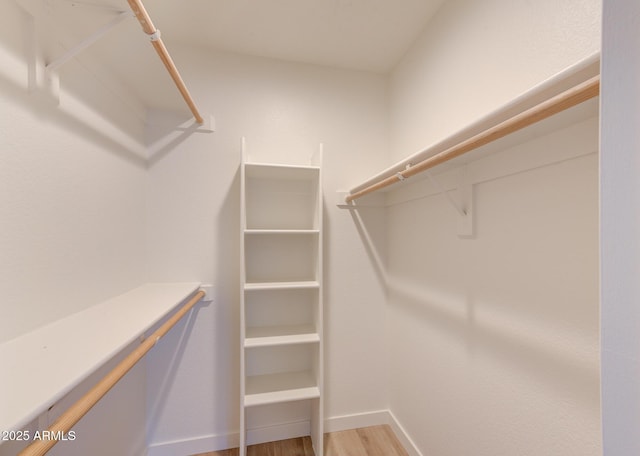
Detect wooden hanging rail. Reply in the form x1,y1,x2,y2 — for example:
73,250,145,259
345,74,600,203
126,0,204,124
17,289,206,456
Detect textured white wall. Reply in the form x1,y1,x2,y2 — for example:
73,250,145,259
144,46,389,452
386,127,600,456
390,0,601,163
600,0,640,453
385,0,601,455
0,2,148,344
0,2,148,455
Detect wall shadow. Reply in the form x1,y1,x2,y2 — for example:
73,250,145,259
212,165,242,431
387,276,600,407
0,71,146,169
145,300,209,440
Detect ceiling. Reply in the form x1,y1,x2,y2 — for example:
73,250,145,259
145,0,446,73
48,0,446,111
54,0,445,72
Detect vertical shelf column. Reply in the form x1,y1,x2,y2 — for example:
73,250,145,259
239,141,323,456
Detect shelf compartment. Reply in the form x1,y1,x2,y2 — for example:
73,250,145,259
245,233,318,284
245,344,318,377
245,286,318,325
245,164,320,231
245,325,319,348
244,371,320,407
243,231,320,285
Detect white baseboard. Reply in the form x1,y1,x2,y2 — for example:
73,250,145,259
146,432,236,456
146,409,423,456
247,420,310,446
324,409,390,432
385,410,423,456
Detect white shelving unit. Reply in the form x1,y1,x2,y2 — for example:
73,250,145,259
240,144,323,456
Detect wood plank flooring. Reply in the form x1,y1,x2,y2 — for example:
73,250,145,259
200,436,314,456
325,425,408,456
194,425,408,456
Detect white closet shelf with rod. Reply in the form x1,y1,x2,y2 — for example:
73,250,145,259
0,283,209,456
22,0,211,129
342,53,601,204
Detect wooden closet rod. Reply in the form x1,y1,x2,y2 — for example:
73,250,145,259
126,0,204,124
17,290,206,456
345,75,600,203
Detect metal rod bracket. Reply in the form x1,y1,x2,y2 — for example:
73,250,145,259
425,167,474,238
456,166,474,238
147,29,161,42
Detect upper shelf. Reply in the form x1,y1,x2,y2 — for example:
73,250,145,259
13,0,213,160
0,282,202,433
343,53,601,203
244,162,321,231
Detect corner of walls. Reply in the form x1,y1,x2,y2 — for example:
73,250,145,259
143,45,392,452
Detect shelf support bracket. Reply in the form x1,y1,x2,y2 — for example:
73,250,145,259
18,0,59,103
425,171,465,217
426,167,474,238
457,166,474,238
45,11,133,74
18,1,132,104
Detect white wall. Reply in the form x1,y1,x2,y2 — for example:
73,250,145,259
0,1,148,344
390,0,600,162
144,46,390,454
0,2,148,455
386,123,600,456
600,0,640,453
384,0,601,455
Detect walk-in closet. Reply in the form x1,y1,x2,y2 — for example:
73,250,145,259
1,0,638,455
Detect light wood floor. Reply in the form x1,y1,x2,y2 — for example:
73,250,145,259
194,425,408,456
325,425,408,456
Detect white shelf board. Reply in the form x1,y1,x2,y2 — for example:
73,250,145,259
346,53,600,195
244,229,320,235
244,281,320,291
245,162,319,180
244,371,320,407
0,282,201,432
245,325,319,348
